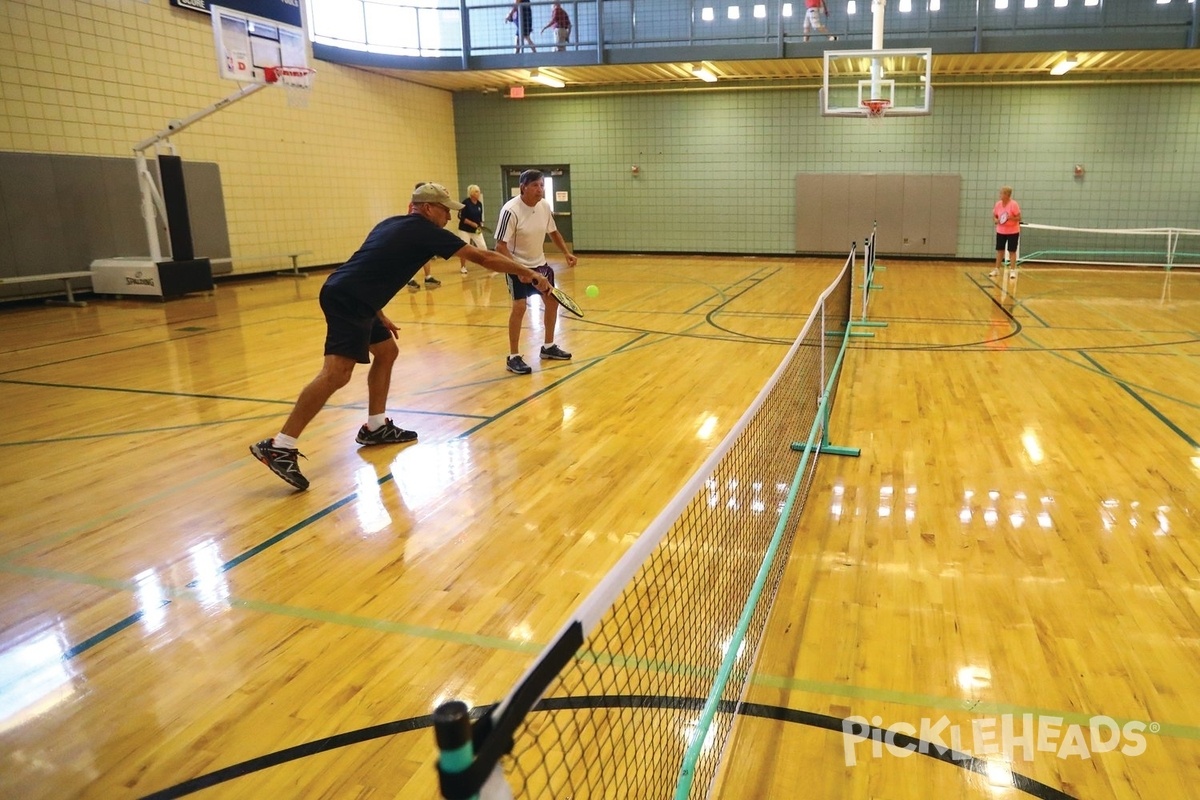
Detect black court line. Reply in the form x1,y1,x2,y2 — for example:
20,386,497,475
139,695,1076,800
0,313,321,377
856,273,1024,352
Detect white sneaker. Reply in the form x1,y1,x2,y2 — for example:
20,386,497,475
460,265,468,274
989,270,998,277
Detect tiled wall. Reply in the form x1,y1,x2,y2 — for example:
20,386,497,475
454,80,1200,258
0,0,458,273
4,0,1199,267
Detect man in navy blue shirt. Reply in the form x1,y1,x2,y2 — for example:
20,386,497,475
251,182,550,490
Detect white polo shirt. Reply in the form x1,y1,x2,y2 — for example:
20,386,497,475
495,196,557,267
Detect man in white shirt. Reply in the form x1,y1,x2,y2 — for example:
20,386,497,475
494,169,578,375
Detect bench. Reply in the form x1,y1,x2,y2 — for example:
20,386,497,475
0,271,93,307
210,250,314,279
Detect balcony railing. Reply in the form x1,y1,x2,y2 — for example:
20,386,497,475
307,0,1198,65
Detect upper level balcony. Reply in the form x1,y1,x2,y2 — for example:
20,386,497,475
309,0,1199,81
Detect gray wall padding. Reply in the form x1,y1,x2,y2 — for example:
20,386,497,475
0,152,231,301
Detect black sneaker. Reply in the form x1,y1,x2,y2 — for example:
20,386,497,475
425,276,442,287
506,355,532,375
355,419,418,446
250,438,309,490
540,344,572,360
407,280,420,290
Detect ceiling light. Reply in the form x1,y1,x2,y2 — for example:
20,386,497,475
691,64,718,82
529,70,564,88
1050,55,1078,75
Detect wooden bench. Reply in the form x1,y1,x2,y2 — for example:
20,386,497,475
210,250,314,279
0,271,93,307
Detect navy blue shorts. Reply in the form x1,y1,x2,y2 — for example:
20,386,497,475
996,232,1020,253
319,286,391,364
506,264,554,302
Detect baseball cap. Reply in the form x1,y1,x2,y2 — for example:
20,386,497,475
411,182,464,210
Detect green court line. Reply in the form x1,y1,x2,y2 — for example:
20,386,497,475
1078,351,1199,448
0,456,251,562
7,558,1198,743
0,377,300,406
1018,333,1200,412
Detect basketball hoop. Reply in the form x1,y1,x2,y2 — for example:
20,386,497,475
862,98,891,120
264,66,315,109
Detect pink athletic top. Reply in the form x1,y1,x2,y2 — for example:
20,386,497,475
994,199,1021,234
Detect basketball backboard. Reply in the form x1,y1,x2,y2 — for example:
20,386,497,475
211,3,308,84
821,48,932,118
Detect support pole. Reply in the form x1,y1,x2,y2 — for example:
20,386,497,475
870,0,886,99
131,82,269,262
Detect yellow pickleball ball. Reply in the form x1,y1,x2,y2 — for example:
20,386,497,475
585,284,599,298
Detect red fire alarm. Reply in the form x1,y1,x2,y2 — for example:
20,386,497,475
509,86,525,99
1074,164,1084,177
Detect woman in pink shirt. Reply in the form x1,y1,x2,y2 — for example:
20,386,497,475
992,185,1022,277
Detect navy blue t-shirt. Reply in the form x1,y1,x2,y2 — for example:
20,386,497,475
458,198,484,232
324,214,465,312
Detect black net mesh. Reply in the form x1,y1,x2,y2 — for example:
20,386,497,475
500,258,854,800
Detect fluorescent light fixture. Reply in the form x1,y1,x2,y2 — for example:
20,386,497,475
1024,0,1037,7
995,0,1008,8
1050,55,1077,75
847,0,857,12
728,5,740,19
1084,0,1098,5
691,63,718,82
529,70,564,88
1054,0,1066,6
930,0,941,8
782,3,793,16
899,0,911,11
754,3,766,18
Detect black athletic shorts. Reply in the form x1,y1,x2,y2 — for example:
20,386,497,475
319,285,391,364
995,232,1020,252
506,264,554,302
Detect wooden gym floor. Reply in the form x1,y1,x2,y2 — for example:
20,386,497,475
0,255,1197,799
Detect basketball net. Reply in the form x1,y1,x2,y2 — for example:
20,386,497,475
264,66,315,109
862,98,890,124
